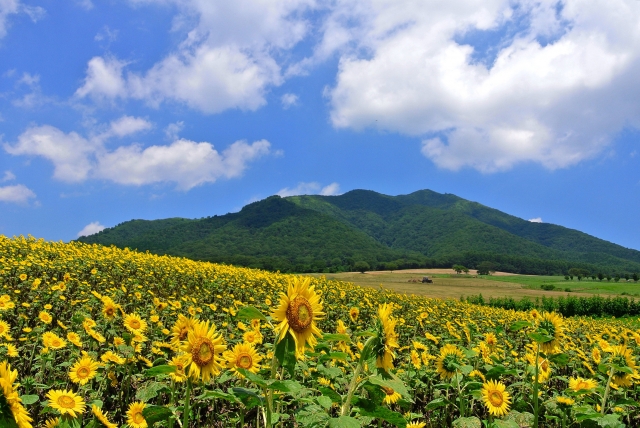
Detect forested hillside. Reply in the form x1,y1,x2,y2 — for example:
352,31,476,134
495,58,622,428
77,189,640,275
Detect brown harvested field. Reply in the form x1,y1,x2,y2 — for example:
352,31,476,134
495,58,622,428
307,270,577,300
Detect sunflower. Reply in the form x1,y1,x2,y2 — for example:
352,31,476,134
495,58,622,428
242,329,263,345
39,311,53,324
481,380,511,417
181,319,226,383
381,386,402,405
568,377,598,392
168,354,189,383
44,418,59,428
126,401,147,428
435,344,465,380
170,314,197,348
0,320,10,339
66,332,82,348
46,389,86,418
535,312,564,354
272,277,324,354
609,345,637,387
349,307,359,322
410,350,421,369
48,335,66,350
69,356,99,385
485,332,498,348
91,405,117,428
406,422,426,428
556,396,575,407
101,297,120,320
123,313,147,333
101,351,126,365
223,342,262,377
371,303,399,370
0,361,33,428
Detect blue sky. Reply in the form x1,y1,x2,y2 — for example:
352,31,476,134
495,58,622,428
0,0,639,250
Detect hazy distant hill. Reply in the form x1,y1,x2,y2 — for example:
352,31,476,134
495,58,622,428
76,189,640,275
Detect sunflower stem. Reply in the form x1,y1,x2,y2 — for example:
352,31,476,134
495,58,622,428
600,366,615,415
341,357,364,416
182,378,192,428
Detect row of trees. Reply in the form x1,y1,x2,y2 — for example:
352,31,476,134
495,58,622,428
565,269,639,282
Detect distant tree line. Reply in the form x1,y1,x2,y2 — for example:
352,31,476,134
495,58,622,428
195,251,639,278
462,294,640,318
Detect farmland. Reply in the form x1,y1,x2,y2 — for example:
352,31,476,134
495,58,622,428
1,236,639,427
310,269,640,300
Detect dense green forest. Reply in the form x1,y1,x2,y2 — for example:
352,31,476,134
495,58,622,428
76,189,640,276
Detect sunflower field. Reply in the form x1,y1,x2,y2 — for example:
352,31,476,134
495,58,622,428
1,235,640,428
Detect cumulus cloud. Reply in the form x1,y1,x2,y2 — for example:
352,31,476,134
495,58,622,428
164,121,184,140
281,93,299,109
0,0,20,39
77,221,105,237
277,181,341,197
95,138,271,190
107,116,152,138
5,123,272,190
76,0,316,113
5,125,97,182
0,184,36,204
325,0,640,172
529,217,543,223
75,56,128,100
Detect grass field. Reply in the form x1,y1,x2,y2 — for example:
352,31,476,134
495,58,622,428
308,269,640,299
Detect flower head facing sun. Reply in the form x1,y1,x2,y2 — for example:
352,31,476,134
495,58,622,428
181,319,226,383
481,380,511,417
223,342,262,378
568,377,598,392
46,389,86,418
126,401,147,428
69,356,99,385
272,277,324,354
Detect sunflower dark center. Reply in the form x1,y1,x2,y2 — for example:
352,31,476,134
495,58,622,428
77,367,90,378
192,338,214,367
129,319,141,329
237,353,253,369
286,296,313,333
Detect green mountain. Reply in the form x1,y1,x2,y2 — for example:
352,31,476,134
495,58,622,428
76,189,640,275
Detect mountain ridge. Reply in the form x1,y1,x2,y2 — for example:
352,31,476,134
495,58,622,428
76,188,640,275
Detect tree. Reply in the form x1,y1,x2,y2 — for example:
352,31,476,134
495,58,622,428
452,264,467,274
614,274,621,282
633,273,639,283
476,261,496,276
354,261,370,274
597,272,604,281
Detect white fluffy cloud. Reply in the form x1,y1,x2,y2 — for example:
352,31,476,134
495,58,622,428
326,0,640,171
5,121,272,190
77,0,316,113
277,181,341,197
95,138,271,189
107,116,152,138
0,184,36,204
77,221,105,237
5,125,98,182
529,217,543,223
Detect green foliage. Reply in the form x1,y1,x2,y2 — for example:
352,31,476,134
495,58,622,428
463,294,640,318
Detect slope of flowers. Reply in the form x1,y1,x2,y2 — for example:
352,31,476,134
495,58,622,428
0,235,639,427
